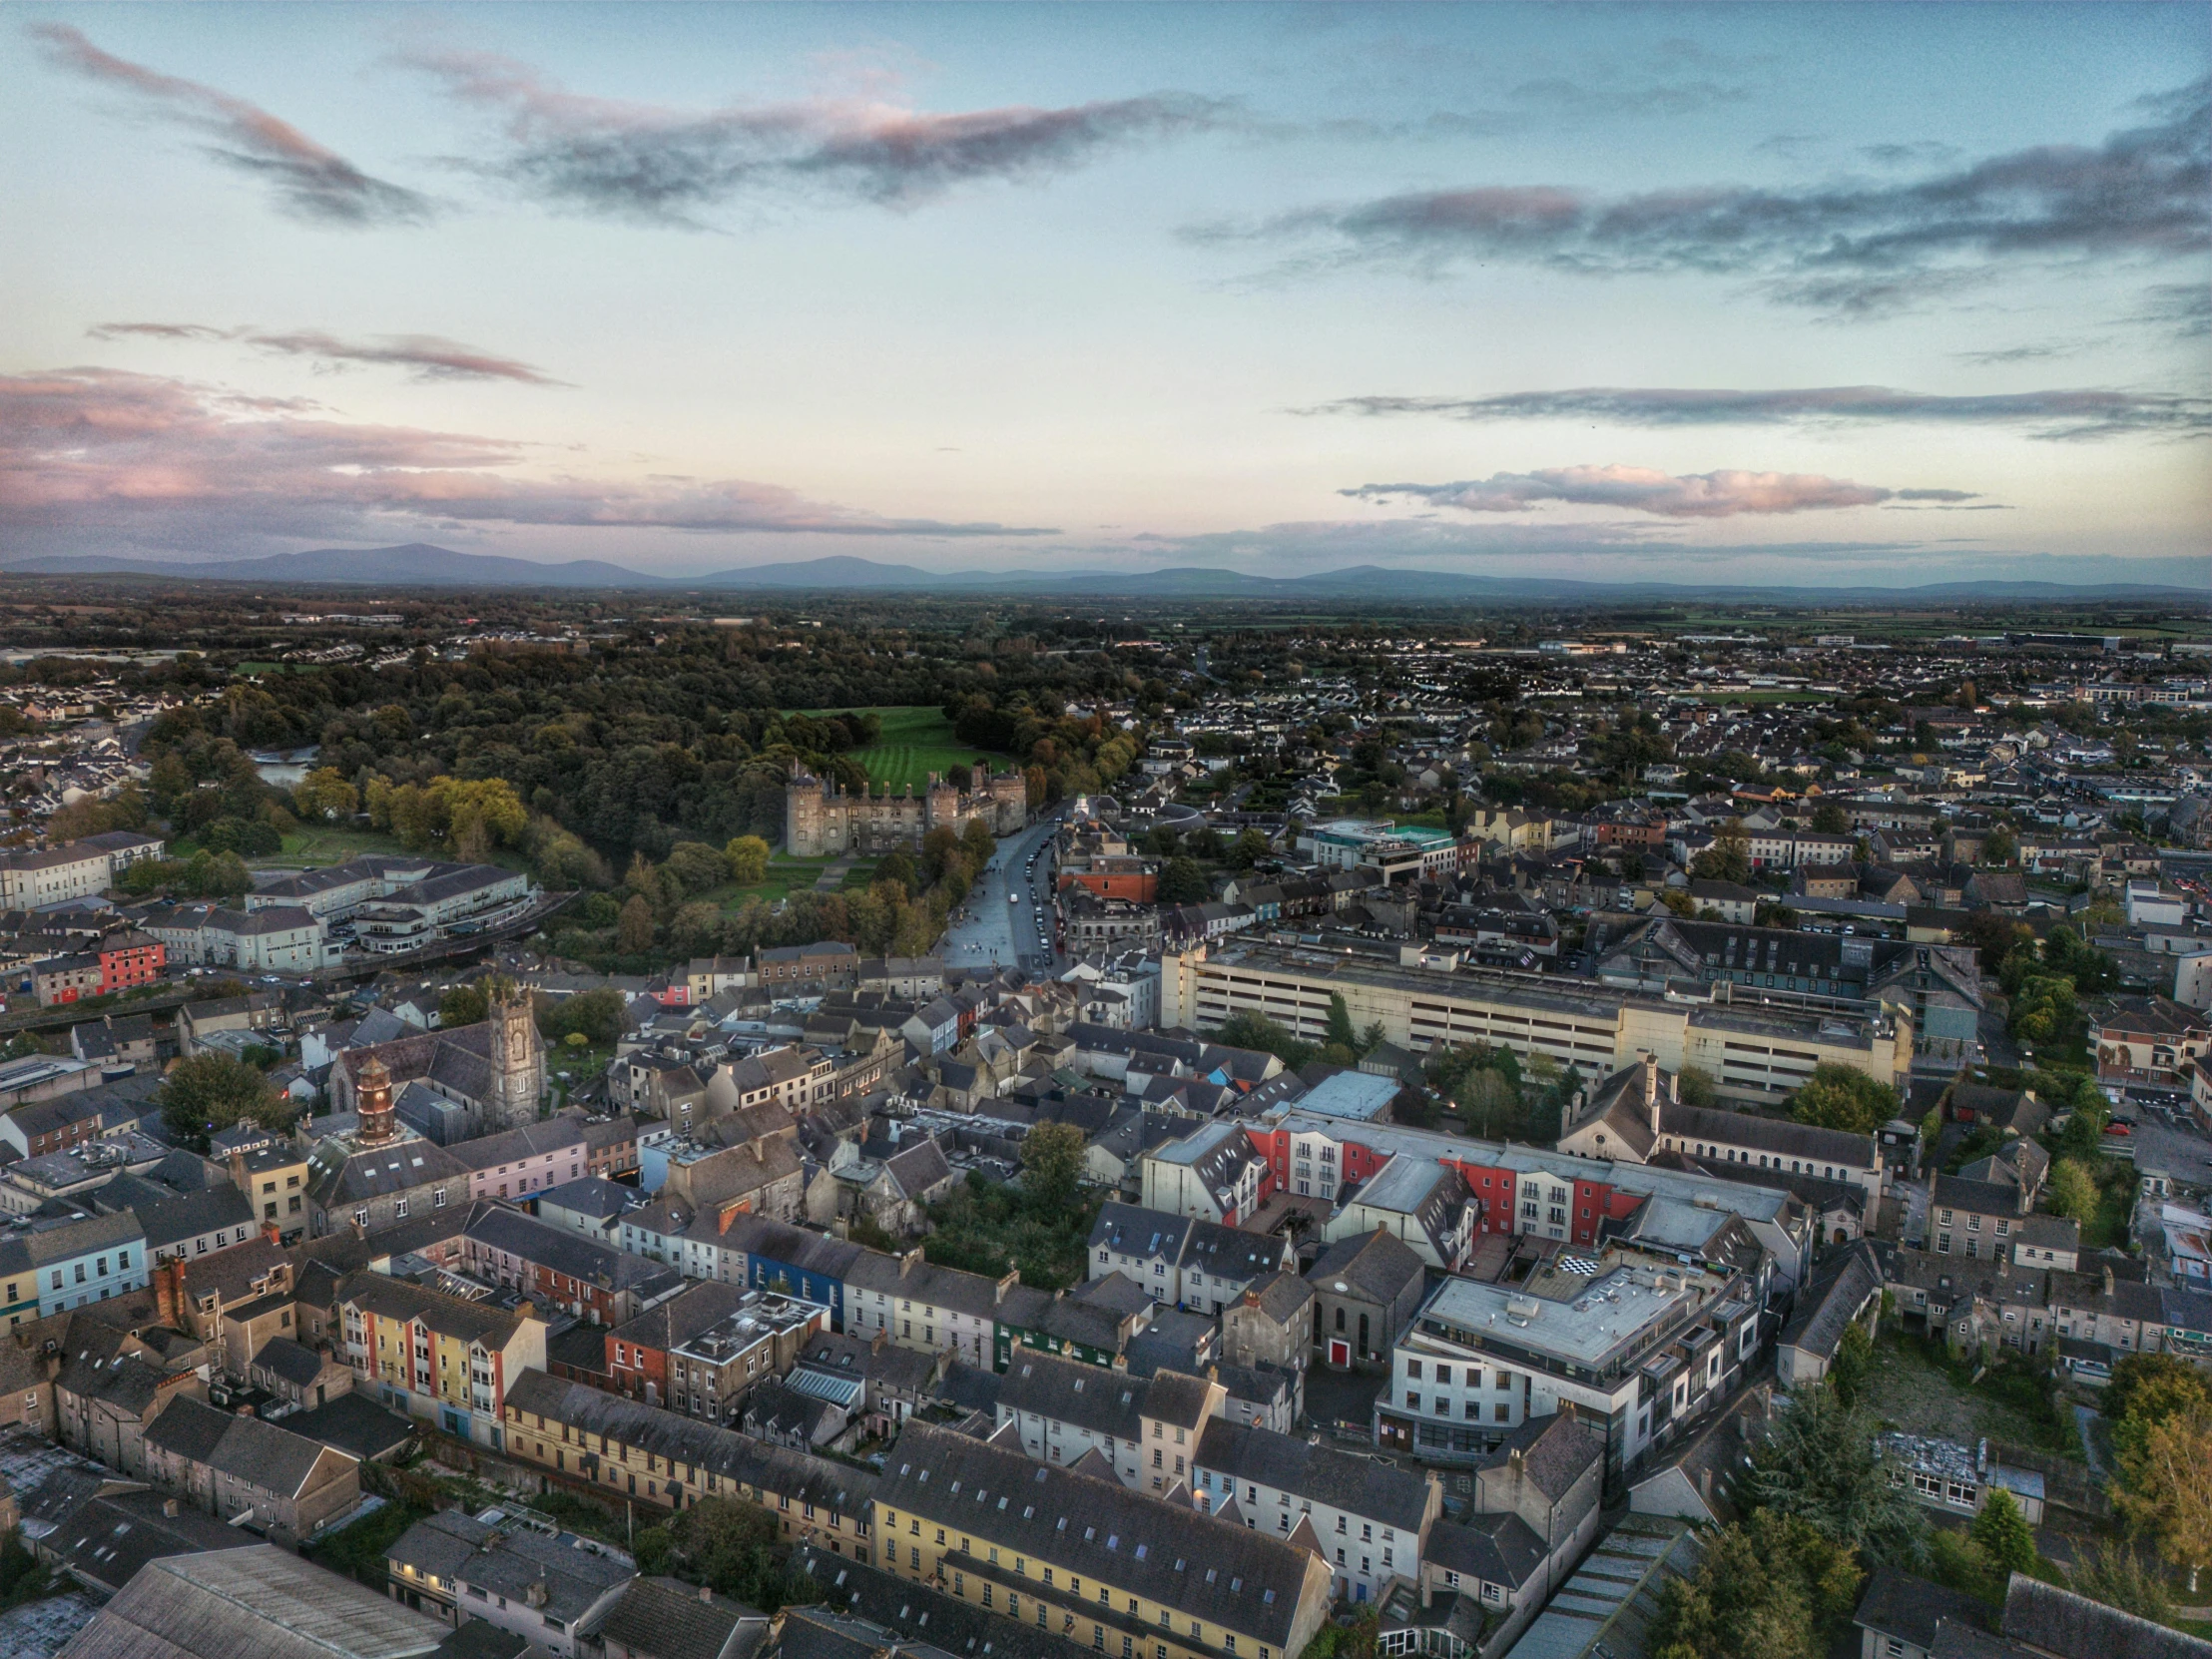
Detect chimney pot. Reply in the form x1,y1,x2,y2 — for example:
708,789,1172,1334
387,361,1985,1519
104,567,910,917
700,1584,714,1603
163,1497,179,1517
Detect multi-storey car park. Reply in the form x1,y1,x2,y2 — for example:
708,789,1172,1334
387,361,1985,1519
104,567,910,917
1158,941,1911,1106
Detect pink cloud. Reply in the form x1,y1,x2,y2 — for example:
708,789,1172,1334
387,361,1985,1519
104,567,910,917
406,47,1228,222
31,23,429,225
0,367,1047,540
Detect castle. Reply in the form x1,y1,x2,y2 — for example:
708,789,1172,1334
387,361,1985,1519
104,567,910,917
785,763,1028,857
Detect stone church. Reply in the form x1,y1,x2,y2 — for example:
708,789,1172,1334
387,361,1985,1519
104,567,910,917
327,987,545,1140
785,762,1027,857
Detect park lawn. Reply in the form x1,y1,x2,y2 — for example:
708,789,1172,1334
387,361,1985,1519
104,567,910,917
811,705,1010,793
258,824,413,865
838,859,881,891
708,875,800,909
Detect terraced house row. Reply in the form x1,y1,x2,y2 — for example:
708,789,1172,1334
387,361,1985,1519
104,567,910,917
875,1420,1336,1659
501,1369,877,1553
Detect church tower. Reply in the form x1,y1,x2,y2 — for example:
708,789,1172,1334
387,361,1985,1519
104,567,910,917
488,987,544,1129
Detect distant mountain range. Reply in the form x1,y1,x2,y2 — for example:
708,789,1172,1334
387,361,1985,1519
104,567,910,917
1,544,2202,602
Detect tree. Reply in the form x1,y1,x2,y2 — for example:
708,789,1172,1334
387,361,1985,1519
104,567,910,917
1232,828,1273,869
1020,1120,1087,1213
1830,1323,1874,1407
667,1496,807,1609
666,840,729,894
2070,1542,2173,1625
2104,1354,2212,1460
438,985,488,1028
1325,992,1360,1054
540,986,627,1047
161,1053,286,1150
724,834,771,885
1214,1010,1316,1071
2046,1159,2099,1225
1156,856,1209,905
1691,819,1752,884
1790,1063,1901,1135
1677,1065,1718,1108
2114,1407,2212,1592
1970,1487,2037,1576
1742,1385,1926,1565
1811,802,1850,835
962,816,996,865
1651,1510,1861,1659
616,893,657,953
1982,826,2017,866
292,767,358,821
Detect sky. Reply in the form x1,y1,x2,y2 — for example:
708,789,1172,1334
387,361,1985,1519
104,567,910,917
2,2,2207,588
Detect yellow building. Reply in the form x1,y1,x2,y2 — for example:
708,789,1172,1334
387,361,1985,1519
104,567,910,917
1160,943,1911,1102
338,1273,546,1450
875,1421,1334,1659
501,1370,877,1558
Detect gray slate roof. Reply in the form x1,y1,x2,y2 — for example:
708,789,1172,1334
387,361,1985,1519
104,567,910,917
876,1421,1317,1649
1194,1416,1432,1532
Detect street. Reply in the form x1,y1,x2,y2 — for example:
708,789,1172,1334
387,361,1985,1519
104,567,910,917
940,809,1065,977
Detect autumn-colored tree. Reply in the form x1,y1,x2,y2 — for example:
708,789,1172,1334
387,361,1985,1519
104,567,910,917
725,834,771,885
292,767,359,821
2046,1159,2099,1225
616,893,657,954
2114,1407,2212,1593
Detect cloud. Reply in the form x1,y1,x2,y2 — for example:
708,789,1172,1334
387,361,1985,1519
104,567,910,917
1107,516,1941,571
1199,78,2210,313
2132,281,2212,337
29,23,430,226
1301,384,2212,441
1510,75,1749,117
404,48,1229,223
1343,464,1974,519
88,322,563,384
0,367,1048,546
1861,140,1959,167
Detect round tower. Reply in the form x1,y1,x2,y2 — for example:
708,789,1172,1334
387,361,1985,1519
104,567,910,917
355,1054,397,1147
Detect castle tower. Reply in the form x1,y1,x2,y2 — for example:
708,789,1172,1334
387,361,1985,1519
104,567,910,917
355,1055,397,1148
988,769,1028,832
924,772,960,831
786,764,828,856
488,987,545,1129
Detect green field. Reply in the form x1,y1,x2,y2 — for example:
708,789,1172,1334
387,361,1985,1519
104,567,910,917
819,706,1009,793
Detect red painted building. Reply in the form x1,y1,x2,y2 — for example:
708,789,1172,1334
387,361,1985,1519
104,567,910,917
98,930,165,995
